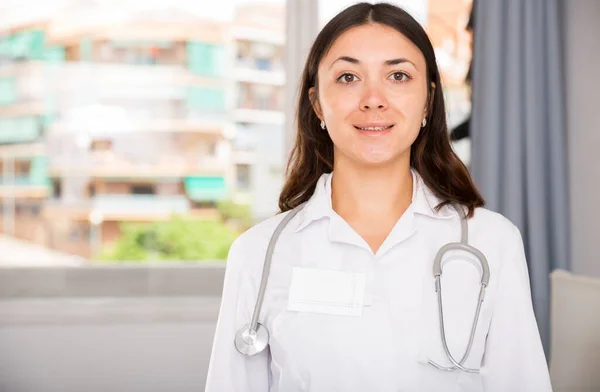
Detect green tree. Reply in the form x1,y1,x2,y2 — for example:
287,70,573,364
216,199,253,229
99,215,239,262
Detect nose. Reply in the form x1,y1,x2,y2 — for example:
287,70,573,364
359,82,388,111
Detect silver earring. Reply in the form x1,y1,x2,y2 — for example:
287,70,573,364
320,120,326,130
421,118,427,128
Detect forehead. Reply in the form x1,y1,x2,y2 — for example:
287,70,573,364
322,23,425,67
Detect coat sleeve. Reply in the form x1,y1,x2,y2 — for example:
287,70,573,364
205,237,270,392
481,225,553,391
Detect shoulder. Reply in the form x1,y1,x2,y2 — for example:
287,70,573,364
467,207,526,284
469,208,533,296
225,209,299,273
469,206,523,253
233,209,297,252
470,207,517,231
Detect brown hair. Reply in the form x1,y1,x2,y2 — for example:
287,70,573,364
279,2,484,217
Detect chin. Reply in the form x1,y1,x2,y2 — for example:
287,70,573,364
334,145,407,169
356,153,398,168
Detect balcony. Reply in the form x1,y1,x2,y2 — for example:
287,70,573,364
48,158,228,178
91,194,190,219
231,150,256,165
46,132,229,177
37,100,229,135
231,25,285,45
0,176,48,186
0,143,45,159
233,108,284,125
0,101,46,119
233,65,285,86
50,117,229,135
0,62,225,102
43,194,191,221
0,175,50,198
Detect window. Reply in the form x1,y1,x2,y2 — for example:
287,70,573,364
70,226,84,242
208,141,218,156
1,0,288,263
91,139,113,152
193,201,217,209
255,58,272,71
187,87,226,111
253,84,274,110
131,184,155,195
0,117,41,144
187,42,225,77
14,160,31,176
52,179,62,198
30,205,40,217
102,40,182,65
0,77,17,105
236,164,251,190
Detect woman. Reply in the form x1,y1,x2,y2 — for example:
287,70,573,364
206,3,552,391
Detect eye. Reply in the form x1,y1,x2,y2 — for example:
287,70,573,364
337,73,359,84
389,72,411,82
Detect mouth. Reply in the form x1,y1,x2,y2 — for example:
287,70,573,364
353,123,394,135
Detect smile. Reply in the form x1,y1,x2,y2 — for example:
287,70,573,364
354,125,393,131
353,124,395,135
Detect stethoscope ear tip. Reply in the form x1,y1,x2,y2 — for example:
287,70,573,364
234,323,270,356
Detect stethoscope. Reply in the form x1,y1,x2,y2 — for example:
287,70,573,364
234,202,490,374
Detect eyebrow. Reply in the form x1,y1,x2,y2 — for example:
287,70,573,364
329,56,416,69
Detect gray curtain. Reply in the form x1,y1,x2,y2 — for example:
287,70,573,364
470,0,570,356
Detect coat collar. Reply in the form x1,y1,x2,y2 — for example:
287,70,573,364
294,168,456,234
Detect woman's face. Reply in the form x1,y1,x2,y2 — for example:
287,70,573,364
310,23,430,168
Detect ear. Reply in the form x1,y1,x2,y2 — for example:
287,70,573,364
308,87,323,120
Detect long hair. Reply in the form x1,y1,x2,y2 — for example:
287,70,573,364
279,2,484,217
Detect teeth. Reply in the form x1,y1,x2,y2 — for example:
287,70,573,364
357,125,392,131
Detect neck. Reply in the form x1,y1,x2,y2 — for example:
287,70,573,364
330,158,413,222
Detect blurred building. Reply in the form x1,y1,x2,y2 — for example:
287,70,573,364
230,3,286,219
0,5,236,257
426,0,473,128
426,0,473,163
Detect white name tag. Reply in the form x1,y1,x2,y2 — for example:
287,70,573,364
287,267,366,317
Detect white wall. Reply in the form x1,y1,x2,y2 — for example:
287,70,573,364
563,0,600,277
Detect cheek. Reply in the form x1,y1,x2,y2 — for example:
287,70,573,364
320,89,357,120
388,90,427,119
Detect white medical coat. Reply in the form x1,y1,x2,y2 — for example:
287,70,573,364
205,170,553,392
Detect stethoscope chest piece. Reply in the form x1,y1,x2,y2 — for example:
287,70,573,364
234,323,270,356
